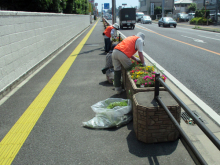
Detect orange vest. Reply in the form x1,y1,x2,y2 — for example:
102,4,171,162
114,36,139,58
104,26,114,38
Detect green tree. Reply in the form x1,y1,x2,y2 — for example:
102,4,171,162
75,0,89,14
48,0,67,13
63,0,90,14
81,0,89,14
0,0,91,14
188,3,197,13
0,0,53,12
154,6,162,15
88,2,92,13
63,0,74,13
195,7,210,18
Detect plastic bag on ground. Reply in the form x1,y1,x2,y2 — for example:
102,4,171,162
82,98,132,129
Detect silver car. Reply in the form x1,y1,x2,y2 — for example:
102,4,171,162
141,15,152,24
158,17,177,28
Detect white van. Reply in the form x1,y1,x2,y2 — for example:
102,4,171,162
136,12,144,22
188,13,195,21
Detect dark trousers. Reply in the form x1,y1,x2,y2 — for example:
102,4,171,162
104,38,111,53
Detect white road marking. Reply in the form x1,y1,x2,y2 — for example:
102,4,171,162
136,24,156,33
181,35,206,43
198,35,220,41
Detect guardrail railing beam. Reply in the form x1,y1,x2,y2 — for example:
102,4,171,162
154,73,220,164
156,77,220,151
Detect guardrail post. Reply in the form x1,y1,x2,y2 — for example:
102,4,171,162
154,73,160,98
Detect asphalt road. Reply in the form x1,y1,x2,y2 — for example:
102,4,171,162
117,21,220,116
0,19,195,165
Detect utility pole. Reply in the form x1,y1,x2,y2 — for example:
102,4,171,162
162,0,165,17
112,0,116,24
102,4,103,19
215,0,218,25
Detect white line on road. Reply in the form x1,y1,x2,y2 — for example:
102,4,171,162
181,35,206,43
198,35,220,41
136,24,156,33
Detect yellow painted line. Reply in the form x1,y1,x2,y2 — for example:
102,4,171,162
0,19,99,164
136,25,220,56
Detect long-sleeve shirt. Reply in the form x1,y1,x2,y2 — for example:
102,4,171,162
104,28,116,39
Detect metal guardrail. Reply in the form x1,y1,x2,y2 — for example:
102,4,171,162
154,73,220,165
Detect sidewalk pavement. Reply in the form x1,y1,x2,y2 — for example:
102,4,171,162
0,18,219,164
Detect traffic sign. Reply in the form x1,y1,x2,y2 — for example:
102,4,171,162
104,3,109,9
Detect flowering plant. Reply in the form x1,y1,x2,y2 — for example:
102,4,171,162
129,59,167,88
112,36,123,42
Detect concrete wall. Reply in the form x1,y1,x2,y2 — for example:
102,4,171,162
0,11,90,97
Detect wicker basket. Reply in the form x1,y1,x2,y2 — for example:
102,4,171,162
133,91,181,143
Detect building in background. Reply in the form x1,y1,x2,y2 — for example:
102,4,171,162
174,0,192,14
139,0,174,15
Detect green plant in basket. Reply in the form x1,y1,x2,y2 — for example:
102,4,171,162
128,58,167,88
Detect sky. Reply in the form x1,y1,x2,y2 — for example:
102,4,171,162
93,0,139,13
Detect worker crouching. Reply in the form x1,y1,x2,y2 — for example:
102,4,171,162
103,23,119,53
112,32,146,94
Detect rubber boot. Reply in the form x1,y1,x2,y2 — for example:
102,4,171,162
114,70,122,94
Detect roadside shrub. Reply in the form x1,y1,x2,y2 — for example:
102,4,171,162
195,10,204,17
190,18,197,24
190,17,212,24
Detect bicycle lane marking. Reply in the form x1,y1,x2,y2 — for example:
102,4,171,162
136,24,220,56
0,19,99,165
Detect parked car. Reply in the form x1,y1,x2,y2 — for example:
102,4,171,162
210,13,220,22
141,15,152,24
188,13,195,21
176,13,189,22
158,17,177,28
107,14,112,20
104,14,109,19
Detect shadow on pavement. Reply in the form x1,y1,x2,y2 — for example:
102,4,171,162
110,91,127,99
126,127,179,158
99,80,113,87
99,52,107,55
76,47,103,56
